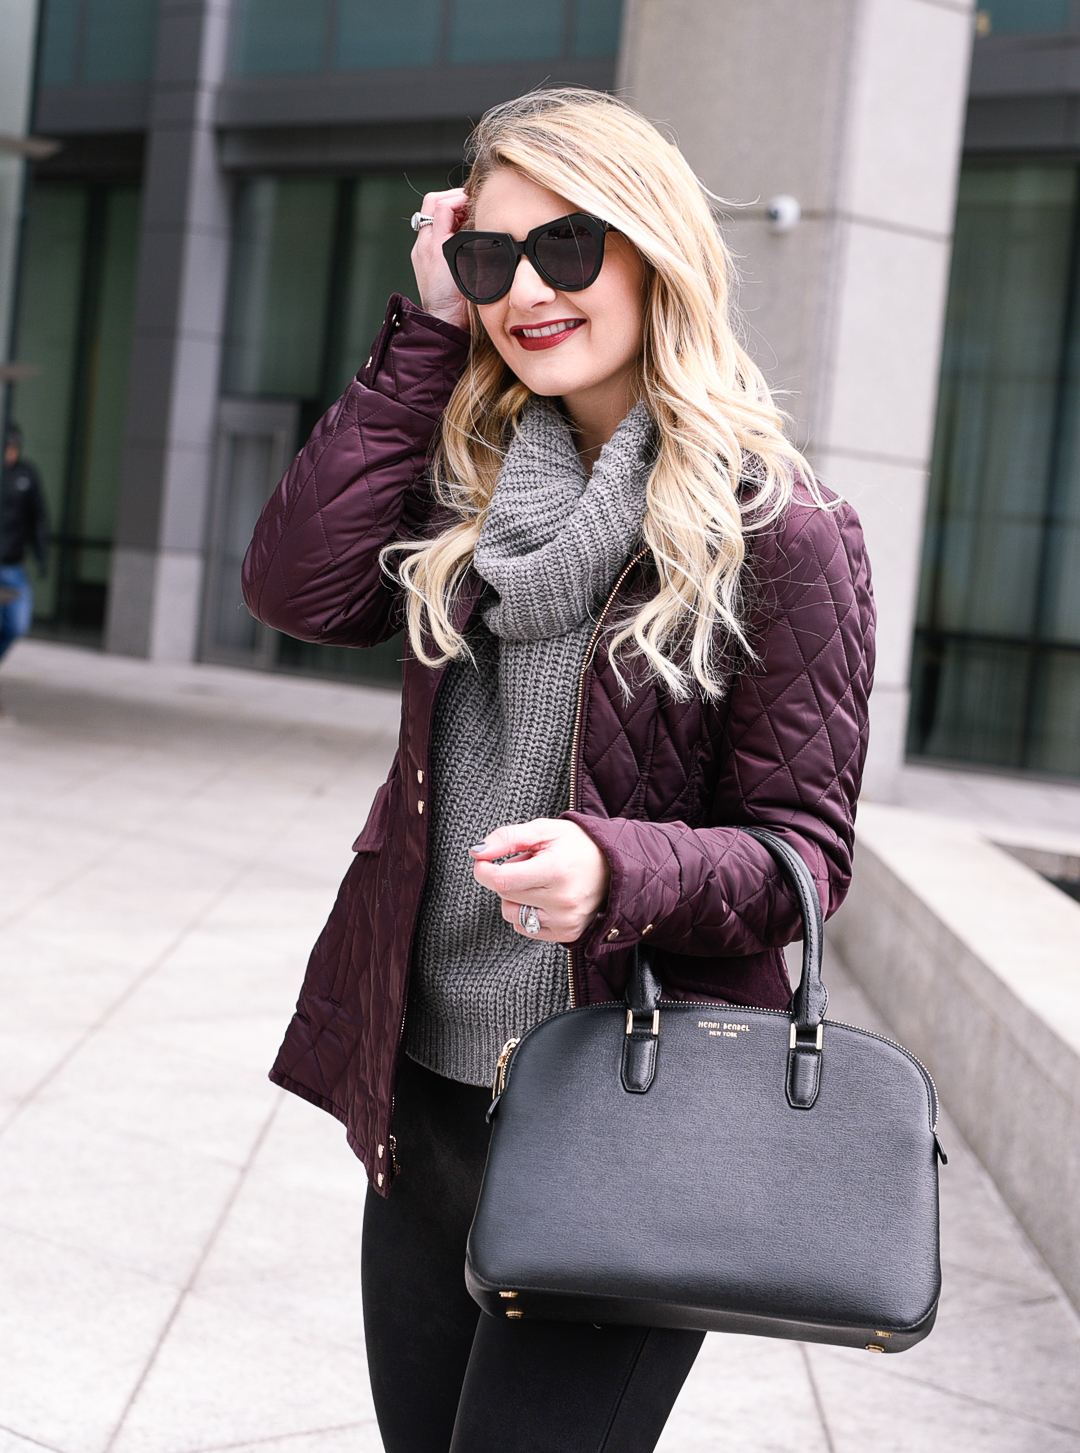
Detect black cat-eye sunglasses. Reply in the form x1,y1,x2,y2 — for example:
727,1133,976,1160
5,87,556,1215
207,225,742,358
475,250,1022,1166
442,212,610,304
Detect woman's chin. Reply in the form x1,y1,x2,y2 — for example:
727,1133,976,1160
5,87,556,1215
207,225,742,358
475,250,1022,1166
510,360,603,400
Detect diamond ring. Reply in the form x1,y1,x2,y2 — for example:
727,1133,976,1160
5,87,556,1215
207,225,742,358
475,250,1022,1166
518,904,542,936
410,212,434,231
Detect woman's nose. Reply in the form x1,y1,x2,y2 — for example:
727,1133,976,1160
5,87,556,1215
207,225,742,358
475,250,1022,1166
507,255,558,309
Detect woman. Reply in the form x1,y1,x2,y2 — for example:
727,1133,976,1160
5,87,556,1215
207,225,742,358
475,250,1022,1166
243,88,874,1453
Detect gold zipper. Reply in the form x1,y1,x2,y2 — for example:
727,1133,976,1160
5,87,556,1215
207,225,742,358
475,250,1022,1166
385,994,409,1182
490,1002,941,1136
565,549,650,1010
492,1037,520,1099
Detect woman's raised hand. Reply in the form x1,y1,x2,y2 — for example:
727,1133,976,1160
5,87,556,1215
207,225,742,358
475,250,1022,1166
411,187,472,331
469,819,611,944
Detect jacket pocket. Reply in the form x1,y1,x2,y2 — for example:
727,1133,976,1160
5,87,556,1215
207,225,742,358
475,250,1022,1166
352,764,397,853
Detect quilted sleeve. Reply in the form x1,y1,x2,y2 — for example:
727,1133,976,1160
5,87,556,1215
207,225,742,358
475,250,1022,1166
241,294,471,647
567,492,875,961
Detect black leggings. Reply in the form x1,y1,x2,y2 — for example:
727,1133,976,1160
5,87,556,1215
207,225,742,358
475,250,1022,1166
361,1054,704,1453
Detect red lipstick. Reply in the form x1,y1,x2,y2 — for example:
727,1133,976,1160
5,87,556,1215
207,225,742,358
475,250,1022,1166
509,318,585,352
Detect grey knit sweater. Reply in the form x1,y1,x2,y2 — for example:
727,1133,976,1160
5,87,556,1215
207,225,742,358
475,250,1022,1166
406,397,656,1086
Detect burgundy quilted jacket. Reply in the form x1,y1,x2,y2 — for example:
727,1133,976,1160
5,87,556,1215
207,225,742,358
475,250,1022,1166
242,295,876,1197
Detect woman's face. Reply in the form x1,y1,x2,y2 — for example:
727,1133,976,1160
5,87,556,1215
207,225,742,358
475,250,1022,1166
471,168,646,436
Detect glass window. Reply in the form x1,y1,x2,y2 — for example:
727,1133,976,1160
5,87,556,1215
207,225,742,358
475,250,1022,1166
37,0,158,86
325,174,446,397
228,0,622,74
572,0,621,57
13,182,141,638
335,0,442,68
214,169,444,684
222,178,338,400
448,0,566,63
223,171,445,407
230,0,330,76
911,165,1080,777
83,0,159,83
80,190,141,555
11,187,85,624
39,0,79,87
978,1,1070,36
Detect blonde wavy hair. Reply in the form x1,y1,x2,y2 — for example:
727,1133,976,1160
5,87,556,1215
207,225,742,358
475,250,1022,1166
387,87,821,699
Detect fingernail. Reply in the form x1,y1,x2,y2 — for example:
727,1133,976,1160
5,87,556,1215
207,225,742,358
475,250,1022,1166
468,842,488,853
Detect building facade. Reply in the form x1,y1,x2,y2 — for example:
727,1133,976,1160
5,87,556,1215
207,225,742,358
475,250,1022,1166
7,0,1080,793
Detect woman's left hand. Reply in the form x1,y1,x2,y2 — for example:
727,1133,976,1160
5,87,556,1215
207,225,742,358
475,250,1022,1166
469,819,611,943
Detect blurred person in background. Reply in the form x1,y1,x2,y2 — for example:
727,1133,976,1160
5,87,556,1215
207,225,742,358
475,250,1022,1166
0,423,48,689
243,88,875,1453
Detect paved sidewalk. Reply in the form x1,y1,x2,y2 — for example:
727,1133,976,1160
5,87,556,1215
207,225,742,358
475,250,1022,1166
2,640,1079,1453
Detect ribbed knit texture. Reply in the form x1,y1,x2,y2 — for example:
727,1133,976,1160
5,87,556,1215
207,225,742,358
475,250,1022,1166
406,397,656,1085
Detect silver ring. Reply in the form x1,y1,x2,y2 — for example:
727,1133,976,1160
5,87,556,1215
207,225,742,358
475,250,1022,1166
410,212,434,231
518,904,542,936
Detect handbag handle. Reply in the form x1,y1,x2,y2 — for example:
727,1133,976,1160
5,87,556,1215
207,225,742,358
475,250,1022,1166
742,826,827,1033
625,827,828,1109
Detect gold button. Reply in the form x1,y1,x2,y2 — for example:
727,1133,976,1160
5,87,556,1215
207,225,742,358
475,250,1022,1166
606,928,619,941
377,1172,385,1187
642,923,653,935
418,800,425,814
417,769,424,783
377,1144,384,1158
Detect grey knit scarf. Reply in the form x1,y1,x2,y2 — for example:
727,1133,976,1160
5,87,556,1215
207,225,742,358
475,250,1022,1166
406,397,656,1086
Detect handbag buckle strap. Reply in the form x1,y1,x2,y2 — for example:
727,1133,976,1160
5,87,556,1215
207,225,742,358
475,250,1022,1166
787,1021,824,1109
790,1022,824,1052
622,1009,660,1094
626,1009,660,1037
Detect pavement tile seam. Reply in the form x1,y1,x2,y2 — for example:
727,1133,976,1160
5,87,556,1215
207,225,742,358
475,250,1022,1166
177,1424,376,1453
812,1352,1080,1439
0,1421,67,1453
940,1258,1059,1296
798,1343,838,1453
101,1099,285,1453
0,849,129,935
0,829,311,1141
8,685,393,748
0,1216,192,1295
2,813,289,934
0,821,218,934
1,1096,262,1172
0,951,215,1143
175,1284,364,1362
0,739,356,937
949,1291,1065,1318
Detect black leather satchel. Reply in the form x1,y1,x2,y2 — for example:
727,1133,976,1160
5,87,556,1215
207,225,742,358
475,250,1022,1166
467,828,944,1353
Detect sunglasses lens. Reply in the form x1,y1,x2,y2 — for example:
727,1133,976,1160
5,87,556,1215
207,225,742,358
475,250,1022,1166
534,220,600,291
455,237,513,301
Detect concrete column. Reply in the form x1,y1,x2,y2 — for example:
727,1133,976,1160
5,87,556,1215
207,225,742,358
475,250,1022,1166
105,0,232,660
618,0,975,800
0,0,39,404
